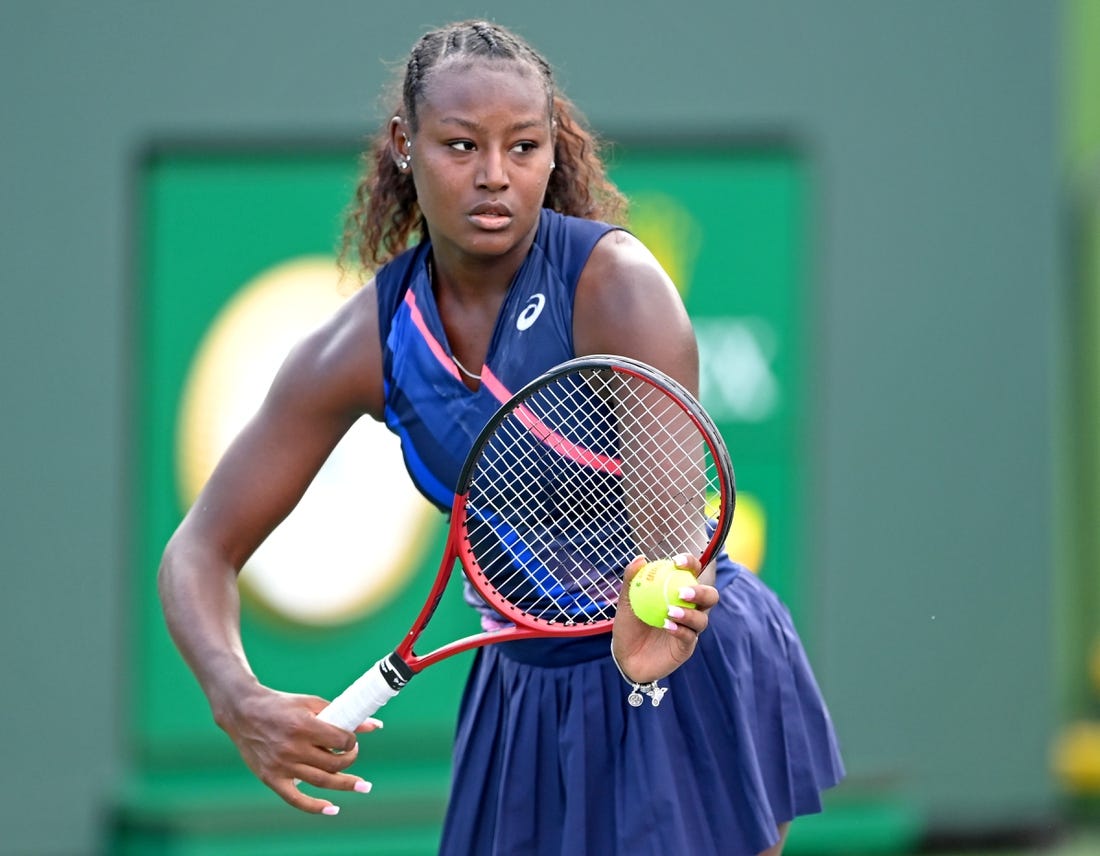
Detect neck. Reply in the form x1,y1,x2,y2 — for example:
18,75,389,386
427,225,538,303
431,262,514,305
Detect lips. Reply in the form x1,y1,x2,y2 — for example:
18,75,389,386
468,201,513,230
469,201,512,216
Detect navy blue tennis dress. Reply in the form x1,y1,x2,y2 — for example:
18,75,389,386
376,208,844,855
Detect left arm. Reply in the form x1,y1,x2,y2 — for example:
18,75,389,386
573,230,720,684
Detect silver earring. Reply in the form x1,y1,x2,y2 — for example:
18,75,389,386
397,136,413,171
550,161,556,170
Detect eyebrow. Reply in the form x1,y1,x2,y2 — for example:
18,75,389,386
438,116,548,134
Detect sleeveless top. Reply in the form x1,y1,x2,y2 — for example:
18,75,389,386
376,209,620,624
376,208,618,510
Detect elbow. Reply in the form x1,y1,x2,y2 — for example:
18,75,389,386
157,523,206,610
157,531,184,610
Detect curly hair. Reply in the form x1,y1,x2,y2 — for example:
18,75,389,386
342,20,627,271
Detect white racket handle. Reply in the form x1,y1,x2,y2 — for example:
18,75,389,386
316,653,412,732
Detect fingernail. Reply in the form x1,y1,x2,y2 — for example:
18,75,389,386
663,619,677,632
322,805,340,816
674,554,691,567
667,605,686,620
354,780,373,794
364,717,384,729
678,588,696,602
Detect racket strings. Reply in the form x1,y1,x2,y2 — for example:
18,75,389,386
464,367,723,625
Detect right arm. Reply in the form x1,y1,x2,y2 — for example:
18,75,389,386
158,282,386,814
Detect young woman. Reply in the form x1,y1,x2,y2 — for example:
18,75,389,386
158,20,843,856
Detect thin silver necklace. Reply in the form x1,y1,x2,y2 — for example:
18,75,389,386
451,354,483,381
428,257,484,381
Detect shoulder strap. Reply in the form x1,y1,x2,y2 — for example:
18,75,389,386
375,243,428,342
537,209,622,294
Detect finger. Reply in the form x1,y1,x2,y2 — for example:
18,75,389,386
354,717,385,735
672,552,703,573
292,765,375,796
300,739,361,775
665,602,710,636
299,695,361,739
615,557,649,626
269,776,350,816
664,585,718,635
288,739,374,792
298,699,363,753
621,555,648,585
676,583,720,611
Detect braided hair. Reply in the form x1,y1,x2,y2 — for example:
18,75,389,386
342,20,627,270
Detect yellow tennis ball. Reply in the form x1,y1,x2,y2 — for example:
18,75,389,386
627,559,698,628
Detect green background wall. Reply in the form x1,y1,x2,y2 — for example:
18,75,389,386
0,1,1064,853
1065,0,1100,720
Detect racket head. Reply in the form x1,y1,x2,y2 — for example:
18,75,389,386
453,355,735,634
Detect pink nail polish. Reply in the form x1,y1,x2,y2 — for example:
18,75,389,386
354,780,373,794
667,605,685,620
663,619,677,631
322,805,340,816
678,587,695,602
674,554,690,567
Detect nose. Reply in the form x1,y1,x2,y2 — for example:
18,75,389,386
477,149,509,191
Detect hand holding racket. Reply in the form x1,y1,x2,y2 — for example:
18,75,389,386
315,355,735,737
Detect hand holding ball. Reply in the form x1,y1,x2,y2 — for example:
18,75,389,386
627,559,698,628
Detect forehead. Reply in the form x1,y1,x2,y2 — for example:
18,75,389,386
417,58,551,126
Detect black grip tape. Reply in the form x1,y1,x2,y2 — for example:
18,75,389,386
379,652,415,691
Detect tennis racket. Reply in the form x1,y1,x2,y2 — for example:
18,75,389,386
316,354,735,731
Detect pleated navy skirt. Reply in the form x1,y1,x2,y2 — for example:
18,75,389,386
440,565,844,856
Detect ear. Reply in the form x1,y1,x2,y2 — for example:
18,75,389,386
389,116,413,172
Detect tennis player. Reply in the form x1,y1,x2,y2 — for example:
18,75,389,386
158,20,843,855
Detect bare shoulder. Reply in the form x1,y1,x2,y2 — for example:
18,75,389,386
579,229,665,286
574,229,699,393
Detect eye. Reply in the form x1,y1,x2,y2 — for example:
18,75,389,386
449,140,476,152
511,141,538,154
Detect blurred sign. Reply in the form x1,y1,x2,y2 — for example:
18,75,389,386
176,256,436,625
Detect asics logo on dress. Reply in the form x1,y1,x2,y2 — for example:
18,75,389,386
516,294,546,331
